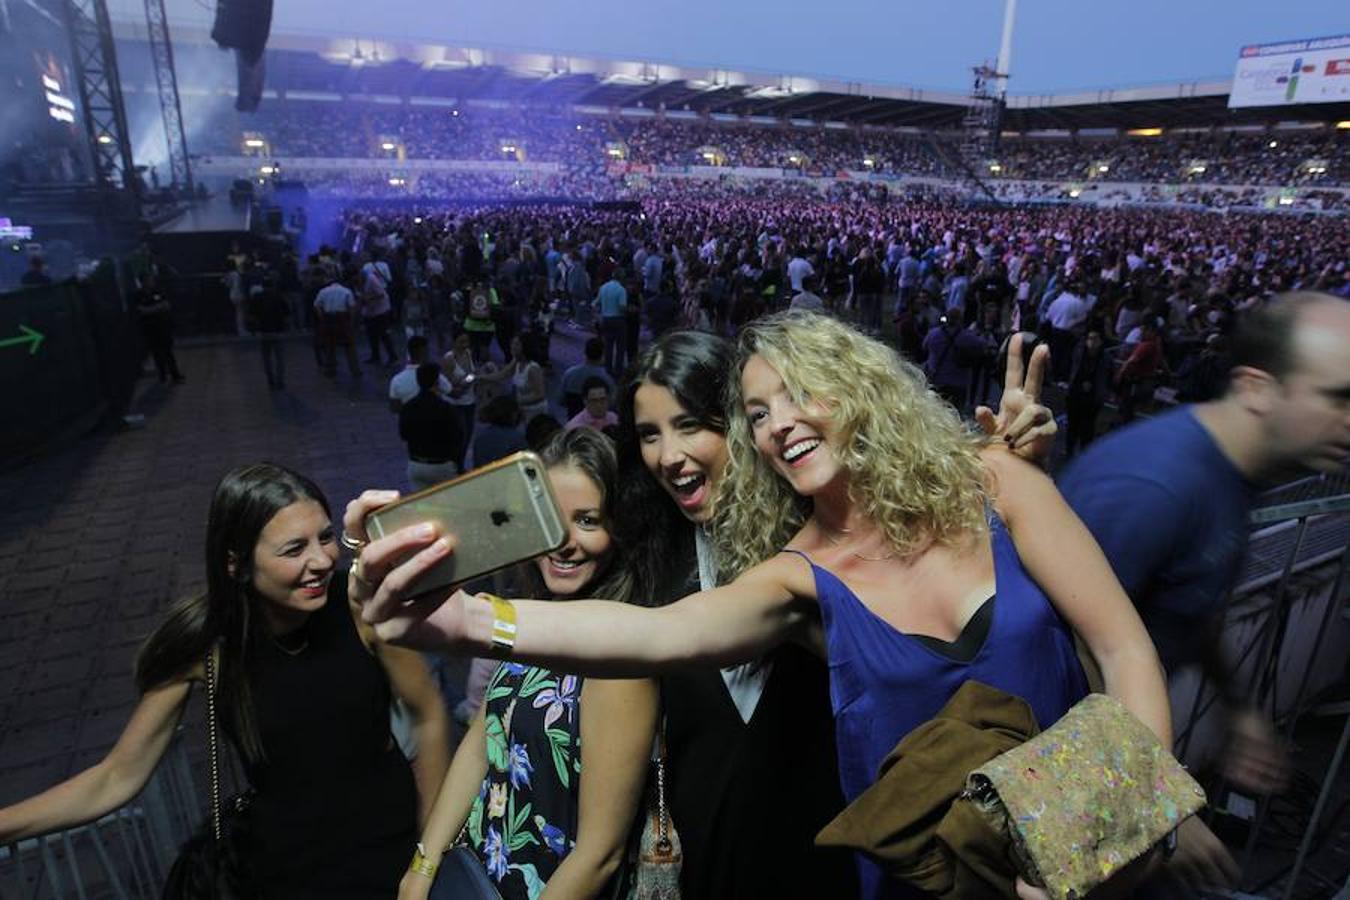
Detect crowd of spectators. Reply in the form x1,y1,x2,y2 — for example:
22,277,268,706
313,196,1345,456
294,169,618,201
985,131,1345,186
193,100,1347,189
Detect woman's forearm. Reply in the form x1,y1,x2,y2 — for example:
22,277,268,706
537,847,623,900
362,537,803,666
0,765,125,843
0,682,187,843
986,453,1172,744
1097,644,1173,747
417,714,489,868
469,576,798,677
469,597,714,676
410,711,451,828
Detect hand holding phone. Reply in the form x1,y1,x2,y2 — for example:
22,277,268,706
364,452,567,597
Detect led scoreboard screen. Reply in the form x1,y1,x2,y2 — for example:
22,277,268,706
1229,34,1350,108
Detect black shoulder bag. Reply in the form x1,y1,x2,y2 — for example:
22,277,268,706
161,649,255,900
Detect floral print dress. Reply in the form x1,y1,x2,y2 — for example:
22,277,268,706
468,662,585,900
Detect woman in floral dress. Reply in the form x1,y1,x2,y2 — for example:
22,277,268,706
401,427,658,900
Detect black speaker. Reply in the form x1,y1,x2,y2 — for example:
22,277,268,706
211,0,273,62
211,0,273,111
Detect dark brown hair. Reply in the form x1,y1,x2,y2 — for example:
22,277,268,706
518,427,633,604
135,463,330,763
613,330,735,604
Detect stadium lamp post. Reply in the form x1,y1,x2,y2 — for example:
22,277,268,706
995,0,1016,99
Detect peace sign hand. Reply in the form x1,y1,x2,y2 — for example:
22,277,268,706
974,333,1057,466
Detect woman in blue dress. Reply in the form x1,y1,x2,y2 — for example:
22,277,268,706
358,312,1171,899
399,428,658,900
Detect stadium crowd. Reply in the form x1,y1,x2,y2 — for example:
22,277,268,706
988,130,1345,186
306,196,1347,436
194,100,1347,187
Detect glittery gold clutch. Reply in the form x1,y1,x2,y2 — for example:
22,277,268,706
960,693,1206,900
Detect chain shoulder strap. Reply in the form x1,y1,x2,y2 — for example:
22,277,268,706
204,646,223,844
653,720,671,853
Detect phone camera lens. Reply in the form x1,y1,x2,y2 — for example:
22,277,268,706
524,466,537,479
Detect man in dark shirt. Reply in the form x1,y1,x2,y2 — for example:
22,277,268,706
559,338,615,418
1064,327,1111,456
1058,292,1350,890
134,275,184,384
20,256,52,287
399,363,463,492
246,280,290,390
472,395,527,470
922,314,993,410
644,286,679,342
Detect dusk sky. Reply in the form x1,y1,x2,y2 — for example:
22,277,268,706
112,0,1347,94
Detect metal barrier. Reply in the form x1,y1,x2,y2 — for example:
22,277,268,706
1170,472,1350,899
0,732,202,900
0,267,142,465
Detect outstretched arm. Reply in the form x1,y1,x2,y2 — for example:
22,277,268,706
984,450,1171,745
0,678,192,843
370,572,810,678
344,491,815,676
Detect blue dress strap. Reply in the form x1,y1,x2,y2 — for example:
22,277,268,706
778,548,814,565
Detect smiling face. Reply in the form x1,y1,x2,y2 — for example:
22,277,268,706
741,353,843,497
248,499,339,633
634,382,730,525
536,465,613,595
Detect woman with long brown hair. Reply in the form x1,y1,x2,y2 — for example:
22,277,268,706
0,463,449,899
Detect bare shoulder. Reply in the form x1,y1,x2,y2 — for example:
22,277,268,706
740,548,819,605
979,445,1058,523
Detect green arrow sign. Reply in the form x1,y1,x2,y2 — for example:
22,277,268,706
0,324,45,355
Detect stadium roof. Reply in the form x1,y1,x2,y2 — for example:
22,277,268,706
116,28,1350,133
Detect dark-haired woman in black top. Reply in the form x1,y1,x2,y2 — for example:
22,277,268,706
0,463,449,899
611,331,856,898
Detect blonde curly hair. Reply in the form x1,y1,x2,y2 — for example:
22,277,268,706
712,311,990,580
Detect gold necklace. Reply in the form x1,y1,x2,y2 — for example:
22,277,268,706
272,633,310,656
819,524,896,562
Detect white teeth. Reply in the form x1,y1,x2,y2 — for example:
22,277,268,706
783,439,821,462
550,558,581,569
672,473,700,487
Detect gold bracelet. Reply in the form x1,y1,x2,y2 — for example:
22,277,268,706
409,841,438,879
483,593,517,655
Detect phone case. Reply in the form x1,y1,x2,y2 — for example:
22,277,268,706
364,452,568,594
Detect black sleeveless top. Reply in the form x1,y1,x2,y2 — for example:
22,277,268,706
657,537,858,899
229,575,418,899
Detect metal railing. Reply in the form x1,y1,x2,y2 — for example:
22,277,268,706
1170,473,1350,900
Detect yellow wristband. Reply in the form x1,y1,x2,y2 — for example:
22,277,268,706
409,842,438,879
484,593,517,655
